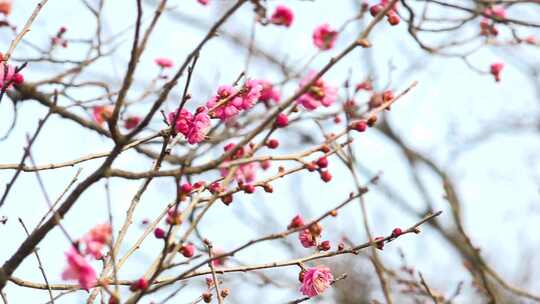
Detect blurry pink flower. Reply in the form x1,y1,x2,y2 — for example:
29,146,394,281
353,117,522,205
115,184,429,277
480,18,498,36
485,5,507,19
180,243,195,258
198,0,209,5
313,24,338,50
186,107,211,144
299,229,316,248
168,109,192,135
62,247,97,290
0,0,11,15
155,57,173,69
490,62,504,82
270,5,294,27
240,80,263,110
124,116,141,130
211,249,226,266
355,80,373,92
258,80,280,103
82,223,112,259
168,107,210,144
525,35,537,45
287,215,305,229
0,64,16,89
92,105,113,125
296,71,338,110
220,158,258,184
300,266,333,297
220,143,258,184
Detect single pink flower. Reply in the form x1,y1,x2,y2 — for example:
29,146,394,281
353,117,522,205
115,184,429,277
0,0,11,15
300,266,333,297
155,57,174,69
313,24,338,50
240,80,263,110
92,105,113,125
270,5,294,27
258,80,280,103
82,223,112,259
287,215,305,229
525,35,537,45
296,71,338,110
168,107,210,144
211,249,226,266
206,85,242,120
186,107,211,144
490,62,504,82
299,229,316,248
485,5,507,19
62,247,97,290
198,0,209,5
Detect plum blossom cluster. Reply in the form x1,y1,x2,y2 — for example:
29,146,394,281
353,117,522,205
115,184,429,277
51,26,68,48
206,79,280,120
168,106,211,144
62,223,112,289
286,215,336,297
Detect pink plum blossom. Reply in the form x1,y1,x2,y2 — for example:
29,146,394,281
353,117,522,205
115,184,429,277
155,57,174,69
313,24,338,50
0,63,23,89
484,5,507,19
296,72,338,110
299,229,316,248
62,247,97,290
168,107,211,144
299,266,333,297
0,0,11,15
82,223,112,259
270,5,294,27
490,62,504,82
258,80,280,103
92,106,113,125
206,81,263,120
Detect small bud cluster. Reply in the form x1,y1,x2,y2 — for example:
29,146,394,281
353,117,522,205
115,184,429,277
369,0,400,26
